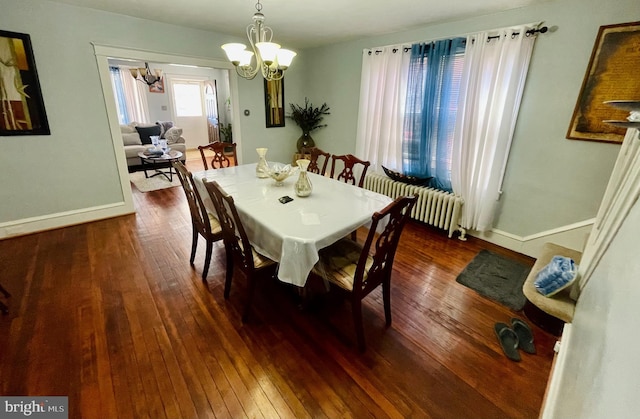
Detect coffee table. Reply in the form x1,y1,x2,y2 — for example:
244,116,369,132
137,150,184,182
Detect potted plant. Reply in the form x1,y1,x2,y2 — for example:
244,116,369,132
219,123,232,143
287,98,330,152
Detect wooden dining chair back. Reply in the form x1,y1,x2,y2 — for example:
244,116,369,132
198,141,237,170
301,147,331,176
330,154,371,187
313,194,417,351
203,179,276,321
173,161,223,281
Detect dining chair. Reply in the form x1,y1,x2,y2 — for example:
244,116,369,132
312,194,417,351
330,154,371,187
301,146,331,176
203,179,277,322
173,161,223,281
198,141,238,170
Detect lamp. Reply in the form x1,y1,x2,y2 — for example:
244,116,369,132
221,0,296,81
129,62,163,86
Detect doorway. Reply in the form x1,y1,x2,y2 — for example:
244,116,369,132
166,75,209,150
93,44,242,214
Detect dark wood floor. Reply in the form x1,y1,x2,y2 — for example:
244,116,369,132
0,155,556,419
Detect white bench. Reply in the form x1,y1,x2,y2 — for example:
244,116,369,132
522,243,582,335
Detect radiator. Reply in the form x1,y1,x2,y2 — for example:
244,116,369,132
364,173,465,239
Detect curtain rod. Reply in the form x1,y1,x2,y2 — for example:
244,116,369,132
366,21,548,53
487,25,548,41
368,25,549,55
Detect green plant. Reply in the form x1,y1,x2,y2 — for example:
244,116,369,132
219,123,232,143
287,98,330,134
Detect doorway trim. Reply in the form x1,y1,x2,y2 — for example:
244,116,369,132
92,43,242,212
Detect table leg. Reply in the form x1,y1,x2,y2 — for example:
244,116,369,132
140,157,150,178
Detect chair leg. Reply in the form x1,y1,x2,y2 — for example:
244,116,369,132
223,245,234,299
352,298,366,352
242,274,258,323
190,227,198,265
202,240,213,281
0,283,9,298
0,283,8,314
383,280,392,327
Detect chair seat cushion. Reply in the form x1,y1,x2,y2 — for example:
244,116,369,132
252,248,275,269
312,238,373,291
206,212,222,235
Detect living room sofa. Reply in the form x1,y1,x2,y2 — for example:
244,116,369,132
121,121,187,171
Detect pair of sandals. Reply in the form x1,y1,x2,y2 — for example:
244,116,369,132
494,318,535,362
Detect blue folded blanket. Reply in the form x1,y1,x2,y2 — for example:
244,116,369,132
534,255,578,297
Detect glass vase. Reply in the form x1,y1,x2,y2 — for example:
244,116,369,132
256,148,269,178
296,132,315,152
294,159,313,197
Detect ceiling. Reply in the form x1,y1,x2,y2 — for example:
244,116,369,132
48,0,550,49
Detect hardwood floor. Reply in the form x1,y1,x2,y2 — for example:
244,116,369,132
0,157,556,418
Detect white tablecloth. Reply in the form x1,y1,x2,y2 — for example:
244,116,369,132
192,164,393,286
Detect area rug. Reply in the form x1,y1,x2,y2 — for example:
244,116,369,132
129,171,181,193
456,250,531,311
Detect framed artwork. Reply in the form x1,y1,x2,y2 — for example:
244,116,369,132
149,78,164,93
0,29,50,136
264,76,285,127
567,21,640,143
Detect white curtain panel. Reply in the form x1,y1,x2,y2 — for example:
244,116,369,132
572,128,640,299
355,46,410,173
451,26,537,232
121,66,150,124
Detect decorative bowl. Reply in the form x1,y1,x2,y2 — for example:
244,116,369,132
382,166,432,186
267,163,296,185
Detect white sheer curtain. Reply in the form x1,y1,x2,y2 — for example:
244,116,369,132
451,25,538,232
355,46,411,173
119,66,150,124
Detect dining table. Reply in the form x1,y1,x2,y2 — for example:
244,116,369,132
192,163,393,287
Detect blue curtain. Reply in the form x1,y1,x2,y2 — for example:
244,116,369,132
402,38,465,191
109,66,130,125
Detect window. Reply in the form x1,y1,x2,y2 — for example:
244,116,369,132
402,38,466,192
172,82,203,117
109,66,129,124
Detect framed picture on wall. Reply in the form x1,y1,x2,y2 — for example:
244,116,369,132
0,29,50,136
149,78,165,93
567,21,640,143
264,76,285,127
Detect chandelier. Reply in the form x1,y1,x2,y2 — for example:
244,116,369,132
221,0,296,81
129,62,163,86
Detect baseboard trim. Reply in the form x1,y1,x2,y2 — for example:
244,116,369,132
0,202,133,239
469,219,595,258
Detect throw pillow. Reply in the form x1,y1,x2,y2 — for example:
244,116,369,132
120,124,137,134
156,121,174,138
122,132,142,146
135,125,162,145
165,126,183,144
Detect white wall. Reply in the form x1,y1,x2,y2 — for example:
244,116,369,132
544,161,640,418
301,0,640,241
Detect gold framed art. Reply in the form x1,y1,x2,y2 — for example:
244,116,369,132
264,77,285,128
567,21,640,143
0,29,50,136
